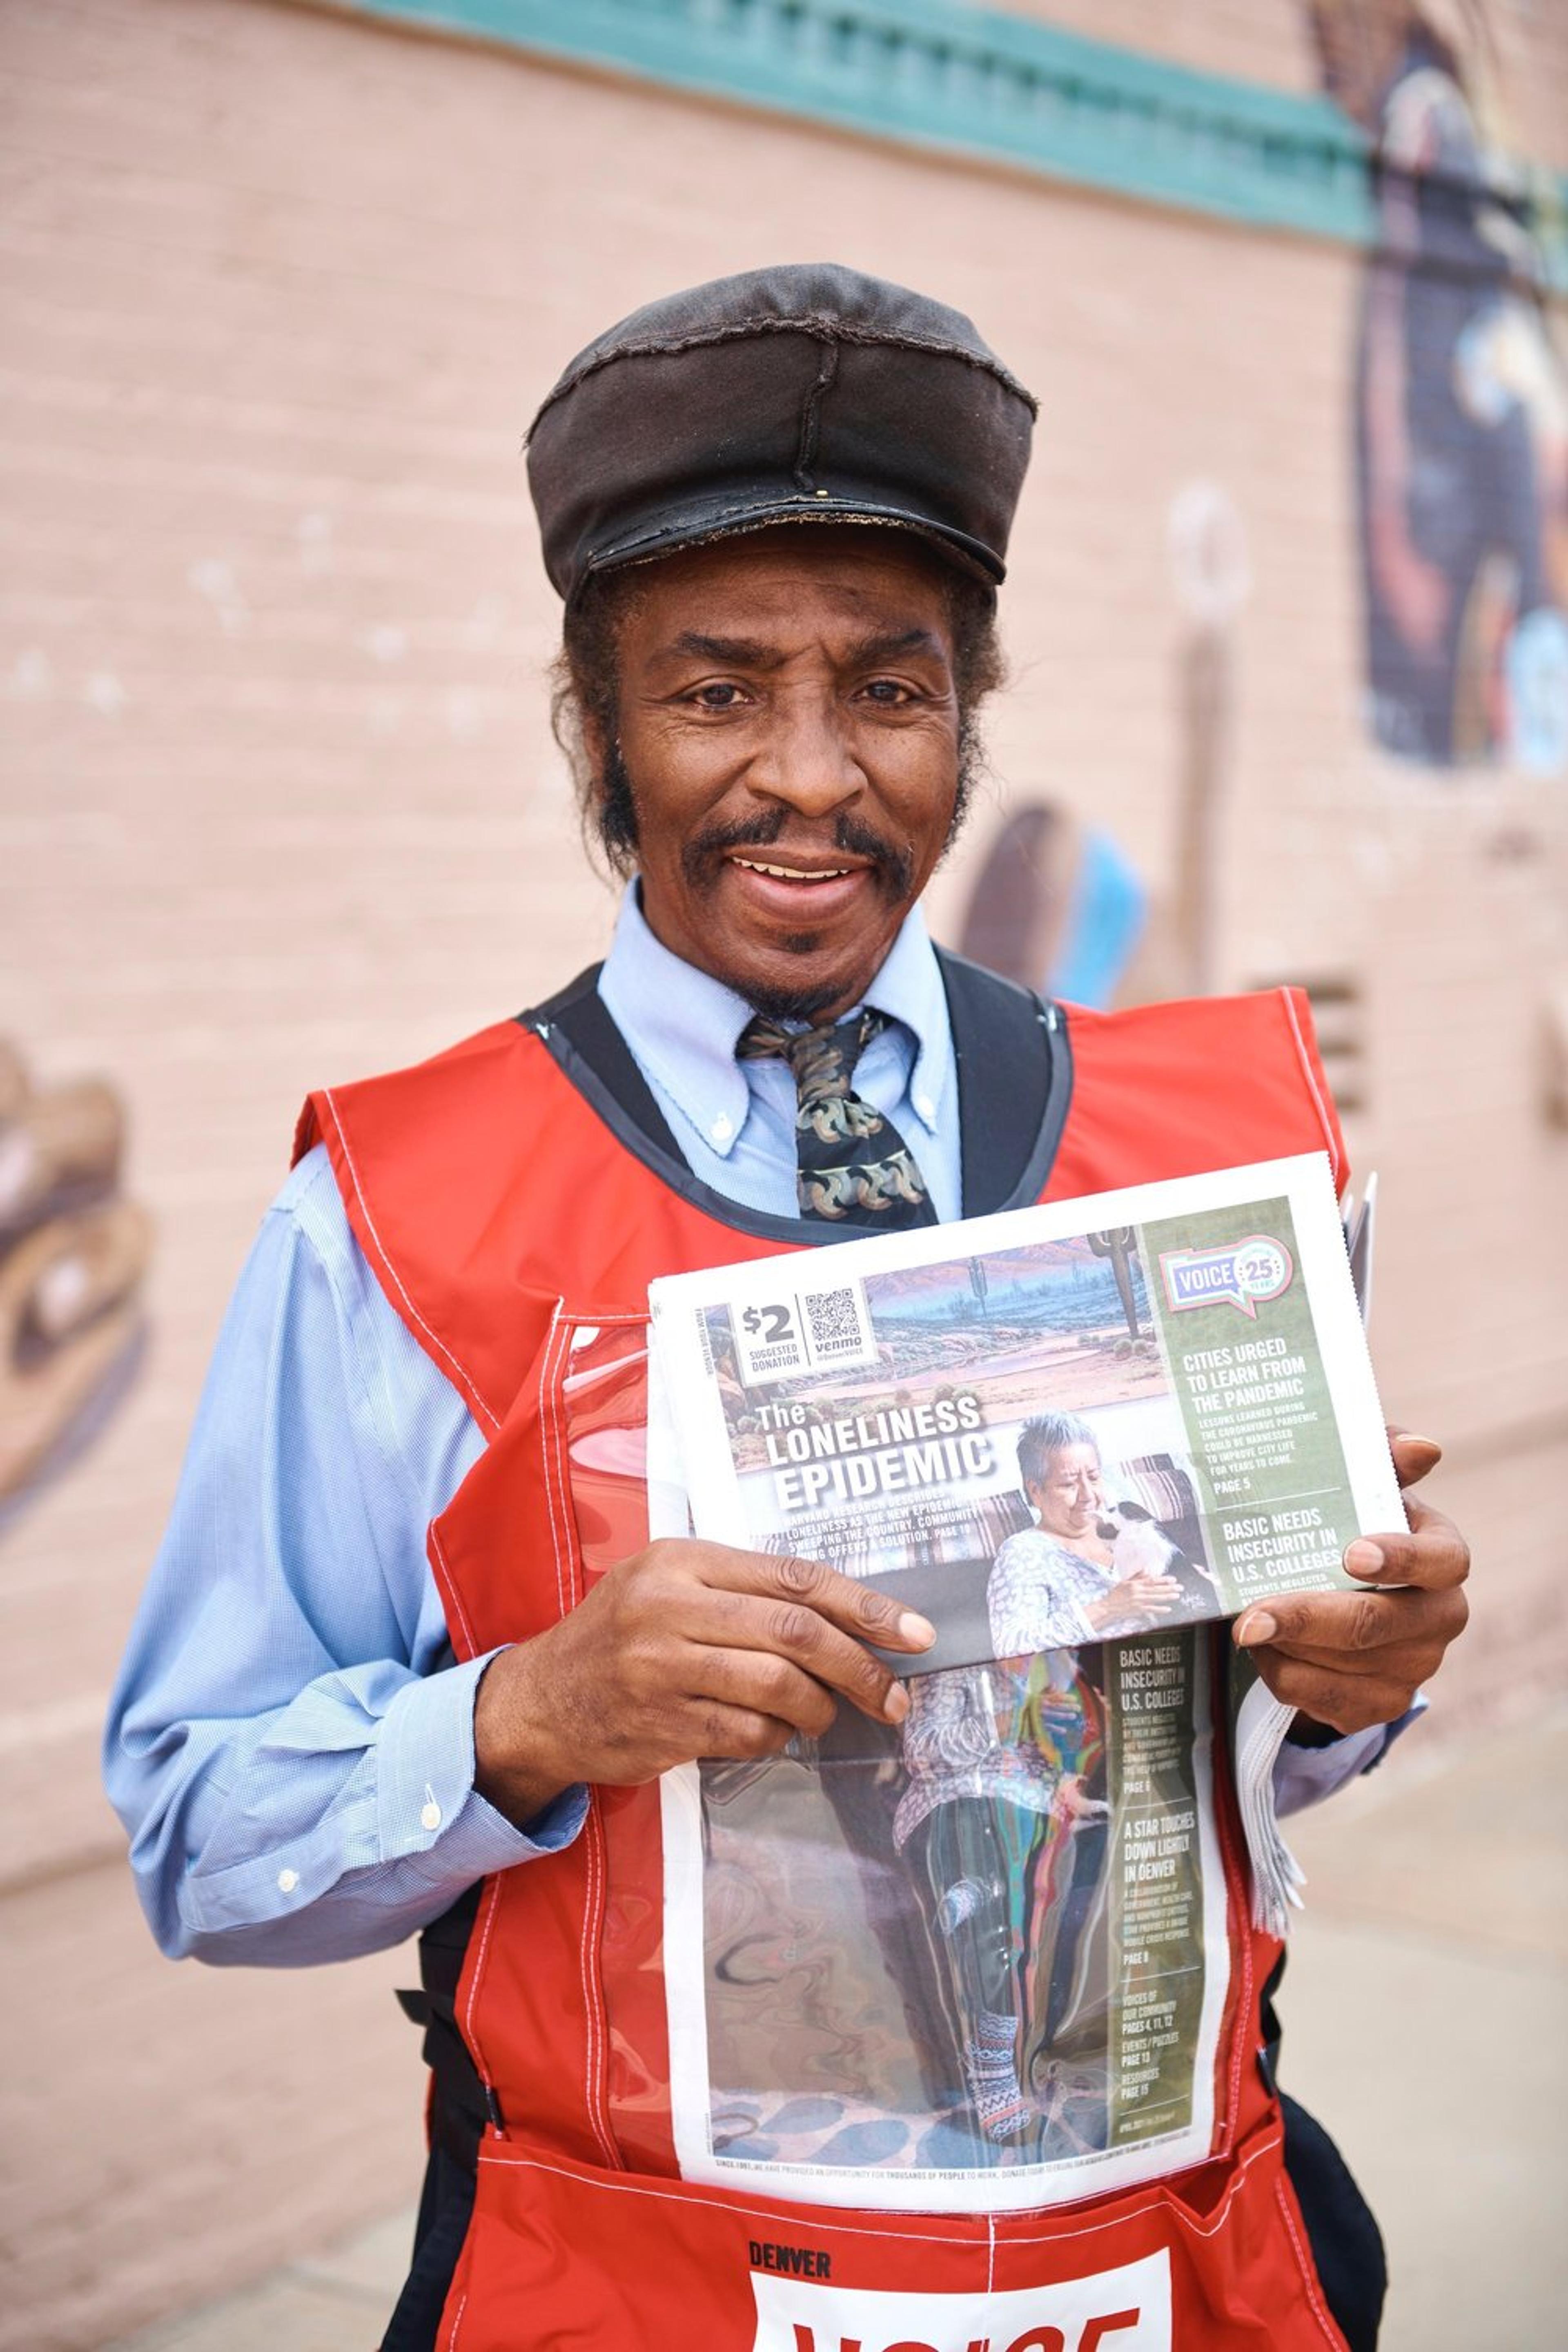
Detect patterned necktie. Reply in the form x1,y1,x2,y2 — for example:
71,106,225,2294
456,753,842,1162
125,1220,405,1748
737,1008,939,1229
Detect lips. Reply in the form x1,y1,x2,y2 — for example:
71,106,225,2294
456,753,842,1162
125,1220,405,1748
727,855,866,884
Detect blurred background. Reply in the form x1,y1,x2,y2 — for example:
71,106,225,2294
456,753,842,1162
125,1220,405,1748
2,1,1565,2345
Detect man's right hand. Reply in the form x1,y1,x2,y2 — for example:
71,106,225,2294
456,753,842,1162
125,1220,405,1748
473,1539,936,1827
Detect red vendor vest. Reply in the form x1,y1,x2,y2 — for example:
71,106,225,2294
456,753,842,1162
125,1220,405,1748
296,961,1352,2352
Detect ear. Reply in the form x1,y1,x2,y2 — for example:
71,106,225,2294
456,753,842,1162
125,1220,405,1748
1118,1500,1153,1523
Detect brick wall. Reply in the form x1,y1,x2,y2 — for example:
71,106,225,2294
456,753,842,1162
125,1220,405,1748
1004,0,1568,172
1,0,1565,2339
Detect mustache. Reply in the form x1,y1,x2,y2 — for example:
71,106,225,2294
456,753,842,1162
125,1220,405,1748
681,805,914,898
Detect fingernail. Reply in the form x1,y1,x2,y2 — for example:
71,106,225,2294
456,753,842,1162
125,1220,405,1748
896,1609,936,1648
1399,1435,1441,1455
885,1682,911,1722
1345,1541,1383,1578
1235,1611,1277,1647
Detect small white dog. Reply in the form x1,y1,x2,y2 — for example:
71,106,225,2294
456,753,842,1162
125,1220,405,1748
1096,1500,1219,1617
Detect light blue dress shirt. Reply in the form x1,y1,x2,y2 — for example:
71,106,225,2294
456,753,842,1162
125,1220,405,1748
598,890,962,1220
105,893,1392,1964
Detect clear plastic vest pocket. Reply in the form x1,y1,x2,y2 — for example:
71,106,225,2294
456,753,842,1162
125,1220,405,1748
628,1326,1236,2214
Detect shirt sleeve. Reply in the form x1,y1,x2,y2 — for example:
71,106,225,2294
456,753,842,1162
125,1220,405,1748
1272,1700,1426,1819
103,1147,586,1966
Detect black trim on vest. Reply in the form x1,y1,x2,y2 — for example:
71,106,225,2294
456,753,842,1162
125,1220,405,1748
405,1878,490,2175
524,963,687,1165
516,947,1071,1236
939,947,1072,1216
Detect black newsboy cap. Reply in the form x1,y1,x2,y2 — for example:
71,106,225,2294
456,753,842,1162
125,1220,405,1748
526,263,1037,606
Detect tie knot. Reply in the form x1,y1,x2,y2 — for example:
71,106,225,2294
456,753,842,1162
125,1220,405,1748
735,1006,934,1228
737,1008,888,1107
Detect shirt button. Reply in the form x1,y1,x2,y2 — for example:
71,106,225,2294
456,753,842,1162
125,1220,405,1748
277,1868,299,1894
421,1800,442,1833
710,1113,733,1143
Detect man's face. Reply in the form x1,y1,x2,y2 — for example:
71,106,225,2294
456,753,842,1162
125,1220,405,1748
603,528,966,1023
1027,1445,1105,1545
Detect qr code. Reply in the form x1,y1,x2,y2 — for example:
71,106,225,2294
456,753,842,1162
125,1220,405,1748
802,1283,871,1362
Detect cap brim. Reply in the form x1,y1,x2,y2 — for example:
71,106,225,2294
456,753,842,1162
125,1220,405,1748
578,492,1004,601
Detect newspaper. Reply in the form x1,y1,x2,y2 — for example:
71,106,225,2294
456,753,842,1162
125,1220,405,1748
646,1154,1401,2206
649,1153,1402,1678
1230,1172,1379,1936
650,1366,1233,2212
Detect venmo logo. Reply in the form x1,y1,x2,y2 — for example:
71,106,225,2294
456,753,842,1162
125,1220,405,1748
750,2248,1171,2352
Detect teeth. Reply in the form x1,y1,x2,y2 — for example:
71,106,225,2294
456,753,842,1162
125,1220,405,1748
732,858,851,881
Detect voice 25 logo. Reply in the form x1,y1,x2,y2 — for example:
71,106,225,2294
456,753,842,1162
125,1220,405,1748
750,2250,1171,2352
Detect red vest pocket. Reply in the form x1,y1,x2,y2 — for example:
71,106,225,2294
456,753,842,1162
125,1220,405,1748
440,2117,1345,2351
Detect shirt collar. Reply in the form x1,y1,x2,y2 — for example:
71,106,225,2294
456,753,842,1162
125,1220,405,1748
859,897,952,1141
597,886,953,1159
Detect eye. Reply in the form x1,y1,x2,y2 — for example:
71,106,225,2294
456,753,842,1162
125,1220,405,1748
688,681,748,710
860,677,914,705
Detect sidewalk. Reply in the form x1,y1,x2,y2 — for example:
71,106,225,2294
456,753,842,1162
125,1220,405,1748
104,2210,415,2352
107,1712,1568,2351
1274,1709,1568,2349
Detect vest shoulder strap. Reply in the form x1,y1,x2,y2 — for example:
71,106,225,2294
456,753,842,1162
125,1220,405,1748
1042,986,1348,1201
935,945,1069,1216
519,950,1070,1221
296,978,1343,1430
522,963,684,1164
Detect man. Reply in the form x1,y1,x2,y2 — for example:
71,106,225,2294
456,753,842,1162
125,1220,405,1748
107,266,1469,2350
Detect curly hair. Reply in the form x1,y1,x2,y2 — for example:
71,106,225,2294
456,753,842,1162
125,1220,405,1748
549,540,1006,877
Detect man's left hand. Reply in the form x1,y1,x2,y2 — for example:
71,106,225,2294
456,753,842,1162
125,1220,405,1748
1232,1428,1470,1737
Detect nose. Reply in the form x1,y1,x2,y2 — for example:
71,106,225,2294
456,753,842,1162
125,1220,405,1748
745,684,865,820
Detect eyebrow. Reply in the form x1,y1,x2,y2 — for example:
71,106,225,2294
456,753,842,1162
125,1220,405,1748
651,624,948,672
845,626,947,667
654,632,789,671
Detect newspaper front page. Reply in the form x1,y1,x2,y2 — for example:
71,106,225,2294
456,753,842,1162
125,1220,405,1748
650,1153,1401,1676
648,1156,1400,2210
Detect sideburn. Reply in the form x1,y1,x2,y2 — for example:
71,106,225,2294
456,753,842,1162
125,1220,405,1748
597,737,639,862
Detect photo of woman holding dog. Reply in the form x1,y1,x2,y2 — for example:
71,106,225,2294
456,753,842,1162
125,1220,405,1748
986,1410,1214,1655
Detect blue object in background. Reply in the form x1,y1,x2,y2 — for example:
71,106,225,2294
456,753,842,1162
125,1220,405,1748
1506,606,1568,775
1047,829,1150,1008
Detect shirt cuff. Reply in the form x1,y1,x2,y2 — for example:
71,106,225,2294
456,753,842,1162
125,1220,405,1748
1272,1695,1427,1819
376,1646,587,1868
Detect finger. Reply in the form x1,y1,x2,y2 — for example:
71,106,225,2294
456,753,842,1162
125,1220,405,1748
695,1545,937,1653
1243,1650,1419,1737
1342,1494,1470,1592
1237,1630,1448,1683
683,1700,799,1764
693,1647,853,1738
1235,1582,1466,1657
692,1584,911,1724
1386,1425,1443,1489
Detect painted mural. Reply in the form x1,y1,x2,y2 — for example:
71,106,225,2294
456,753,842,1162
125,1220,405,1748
957,482,1250,1011
0,1042,151,1523
1304,0,1568,771
956,804,1152,1009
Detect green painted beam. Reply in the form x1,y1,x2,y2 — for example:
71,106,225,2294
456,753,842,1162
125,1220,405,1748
301,0,1567,282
